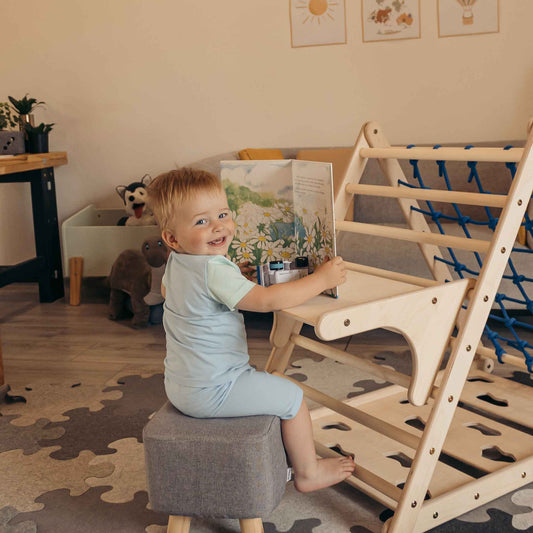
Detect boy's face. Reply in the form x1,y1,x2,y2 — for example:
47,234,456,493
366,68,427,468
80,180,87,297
163,188,235,256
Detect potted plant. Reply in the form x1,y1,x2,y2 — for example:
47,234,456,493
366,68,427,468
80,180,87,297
0,102,25,155
24,122,54,153
8,94,45,132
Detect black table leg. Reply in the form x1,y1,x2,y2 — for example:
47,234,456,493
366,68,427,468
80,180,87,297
29,168,64,302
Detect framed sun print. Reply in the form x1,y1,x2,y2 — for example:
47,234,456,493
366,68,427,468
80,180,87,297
290,0,347,48
438,0,499,38
361,0,421,43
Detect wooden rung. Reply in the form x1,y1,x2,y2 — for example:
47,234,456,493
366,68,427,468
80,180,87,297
273,371,421,449
416,456,533,530
450,337,530,371
359,145,523,163
345,183,507,208
475,343,529,370
345,261,440,287
314,442,398,509
314,441,402,504
291,333,412,390
336,220,490,253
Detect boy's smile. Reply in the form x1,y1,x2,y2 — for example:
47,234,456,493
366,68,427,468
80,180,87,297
208,236,227,247
163,188,235,256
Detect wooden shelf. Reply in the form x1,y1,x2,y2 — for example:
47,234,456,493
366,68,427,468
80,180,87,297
0,152,68,176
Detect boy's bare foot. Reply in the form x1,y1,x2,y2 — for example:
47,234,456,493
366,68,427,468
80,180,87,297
293,456,355,493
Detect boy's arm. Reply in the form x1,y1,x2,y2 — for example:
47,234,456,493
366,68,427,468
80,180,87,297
236,256,346,313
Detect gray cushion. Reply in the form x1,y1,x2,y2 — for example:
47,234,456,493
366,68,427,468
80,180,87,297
143,402,288,519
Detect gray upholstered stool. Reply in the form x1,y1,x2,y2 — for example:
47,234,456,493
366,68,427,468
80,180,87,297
143,401,289,533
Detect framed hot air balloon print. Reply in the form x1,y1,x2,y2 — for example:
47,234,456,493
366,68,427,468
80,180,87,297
438,0,499,38
290,0,347,47
361,0,421,42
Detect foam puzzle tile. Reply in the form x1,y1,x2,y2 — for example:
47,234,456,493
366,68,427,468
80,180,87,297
509,371,533,388
0,506,36,533
144,526,166,533
369,348,412,375
86,438,147,503
264,518,322,532
431,508,516,531
456,485,533,524
346,379,390,399
286,357,387,407
0,381,122,426
39,405,154,460
511,488,533,530
264,482,385,533
6,487,167,533
101,374,165,417
105,368,163,388
0,447,114,512
0,415,63,455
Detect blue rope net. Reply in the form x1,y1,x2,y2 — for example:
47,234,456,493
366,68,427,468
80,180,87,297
400,145,533,372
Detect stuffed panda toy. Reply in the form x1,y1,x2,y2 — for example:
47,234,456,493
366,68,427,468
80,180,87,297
116,174,157,226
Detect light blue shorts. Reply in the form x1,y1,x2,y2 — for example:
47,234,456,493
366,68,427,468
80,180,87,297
165,367,303,420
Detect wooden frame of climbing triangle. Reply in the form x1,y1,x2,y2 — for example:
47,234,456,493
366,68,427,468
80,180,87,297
265,120,533,532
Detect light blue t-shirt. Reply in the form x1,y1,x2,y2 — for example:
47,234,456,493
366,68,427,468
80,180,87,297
162,252,256,387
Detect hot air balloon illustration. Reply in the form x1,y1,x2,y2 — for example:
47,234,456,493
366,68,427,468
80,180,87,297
456,0,477,25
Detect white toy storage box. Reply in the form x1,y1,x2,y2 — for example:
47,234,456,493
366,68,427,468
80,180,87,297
62,205,160,277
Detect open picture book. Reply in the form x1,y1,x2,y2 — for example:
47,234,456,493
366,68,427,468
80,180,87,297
221,159,338,297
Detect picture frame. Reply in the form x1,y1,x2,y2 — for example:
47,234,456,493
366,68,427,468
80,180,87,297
290,0,347,48
361,0,421,43
438,0,499,38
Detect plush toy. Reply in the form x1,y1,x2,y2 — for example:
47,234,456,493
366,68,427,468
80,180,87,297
108,237,168,328
116,174,157,226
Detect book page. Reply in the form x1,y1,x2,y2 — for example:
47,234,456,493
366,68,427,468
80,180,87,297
292,160,337,297
221,160,296,266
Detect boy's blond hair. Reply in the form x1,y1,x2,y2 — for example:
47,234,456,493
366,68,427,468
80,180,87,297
148,167,223,231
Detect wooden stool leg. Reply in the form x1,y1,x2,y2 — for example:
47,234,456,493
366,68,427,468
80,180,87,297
167,515,191,533
239,518,263,533
69,257,83,306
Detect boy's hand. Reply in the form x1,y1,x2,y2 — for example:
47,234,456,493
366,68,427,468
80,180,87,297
313,256,346,290
237,261,256,281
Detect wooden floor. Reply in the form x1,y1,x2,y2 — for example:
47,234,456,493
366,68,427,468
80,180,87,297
0,282,409,391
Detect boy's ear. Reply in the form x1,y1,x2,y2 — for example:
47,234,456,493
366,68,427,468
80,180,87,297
162,229,179,251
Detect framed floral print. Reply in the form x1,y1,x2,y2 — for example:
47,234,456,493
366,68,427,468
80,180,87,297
362,0,421,42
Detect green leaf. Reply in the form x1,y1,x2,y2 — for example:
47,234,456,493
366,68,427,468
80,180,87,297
8,94,45,114
24,122,54,134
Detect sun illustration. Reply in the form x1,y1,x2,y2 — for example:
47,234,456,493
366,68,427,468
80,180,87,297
295,0,339,25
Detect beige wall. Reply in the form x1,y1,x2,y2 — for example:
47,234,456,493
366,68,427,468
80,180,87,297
1,0,532,264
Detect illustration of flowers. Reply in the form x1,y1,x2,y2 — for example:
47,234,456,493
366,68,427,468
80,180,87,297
294,207,334,268
223,179,333,270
